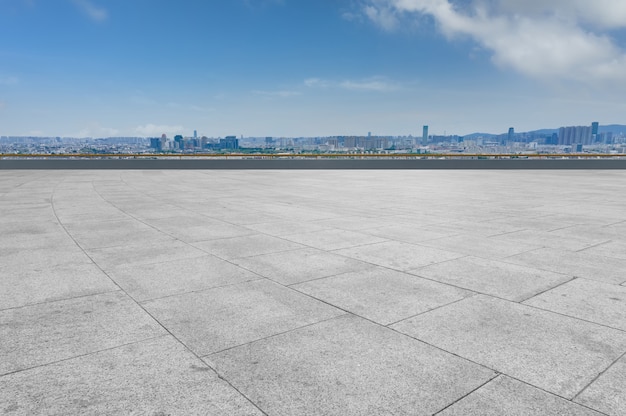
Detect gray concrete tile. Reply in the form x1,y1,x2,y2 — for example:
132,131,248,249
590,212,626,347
208,314,496,416
546,224,625,243
107,255,262,302
0,336,263,416
421,234,540,259
439,375,602,416
333,240,464,271
0,245,91,270
243,220,332,237
491,229,610,252
65,220,170,249
0,291,165,375
192,234,304,260
581,240,626,260
281,228,387,250
524,278,626,331
488,216,575,232
575,355,626,416
506,247,626,285
232,248,373,285
428,220,525,237
160,223,257,243
310,215,396,231
142,279,344,355
391,295,626,398
146,214,260,242
293,267,471,325
86,239,207,269
409,256,572,302
362,224,458,244
0,263,118,310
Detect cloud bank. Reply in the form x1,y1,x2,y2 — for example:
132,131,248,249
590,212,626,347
360,0,626,83
135,124,184,137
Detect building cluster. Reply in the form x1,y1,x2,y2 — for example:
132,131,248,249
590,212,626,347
149,134,239,152
2,122,626,155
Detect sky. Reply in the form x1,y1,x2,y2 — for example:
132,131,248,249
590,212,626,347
1,0,626,138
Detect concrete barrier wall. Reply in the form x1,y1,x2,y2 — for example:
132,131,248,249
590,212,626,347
1,159,626,169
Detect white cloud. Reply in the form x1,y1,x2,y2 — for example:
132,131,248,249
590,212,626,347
363,3,399,31
252,90,301,97
306,76,400,92
74,123,119,138
304,78,330,88
340,76,400,92
135,124,184,137
362,0,626,83
71,0,108,22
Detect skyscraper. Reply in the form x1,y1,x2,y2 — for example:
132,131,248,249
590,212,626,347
591,122,599,143
508,127,514,142
422,126,428,146
193,130,197,139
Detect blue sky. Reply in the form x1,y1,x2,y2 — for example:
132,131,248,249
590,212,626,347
1,0,626,138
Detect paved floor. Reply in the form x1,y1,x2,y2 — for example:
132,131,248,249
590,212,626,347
1,170,625,415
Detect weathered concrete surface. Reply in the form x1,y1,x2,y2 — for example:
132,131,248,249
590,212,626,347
2,170,626,415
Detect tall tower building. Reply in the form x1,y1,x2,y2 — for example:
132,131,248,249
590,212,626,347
591,122,599,143
193,130,197,139
422,125,428,146
508,127,514,142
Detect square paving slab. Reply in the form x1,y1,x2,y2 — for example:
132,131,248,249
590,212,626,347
142,279,344,355
409,256,572,302
232,247,374,285
0,336,263,416
192,234,304,260
86,239,207,269
0,291,165,375
292,266,472,325
523,277,626,331
208,314,496,416
420,234,540,259
506,247,626,285
391,295,626,398
439,375,602,416
575,354,626,416
107,255,261,301
334,240,464,271
0,263,118,310
281,228,388,250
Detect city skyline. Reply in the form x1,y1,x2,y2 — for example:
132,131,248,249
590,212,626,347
1,1,626,137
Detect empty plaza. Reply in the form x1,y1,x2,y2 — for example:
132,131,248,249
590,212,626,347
1,169,625,415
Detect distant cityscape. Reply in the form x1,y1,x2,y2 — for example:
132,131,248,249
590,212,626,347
1,122,625,155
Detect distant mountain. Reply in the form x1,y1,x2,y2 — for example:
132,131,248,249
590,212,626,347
464,124,626,138
462,132,498,139
599,124,626,134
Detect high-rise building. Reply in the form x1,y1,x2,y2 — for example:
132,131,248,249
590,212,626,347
558,126,592,146
508,127,515,142
591,122,599,143
193,130,197,139
422,126,429,146
220,136,239,150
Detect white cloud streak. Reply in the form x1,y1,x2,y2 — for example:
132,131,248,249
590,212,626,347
71,0,108,22
305,76,400,92
135,124,184,137
361,0,626,83
252,90,301,97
